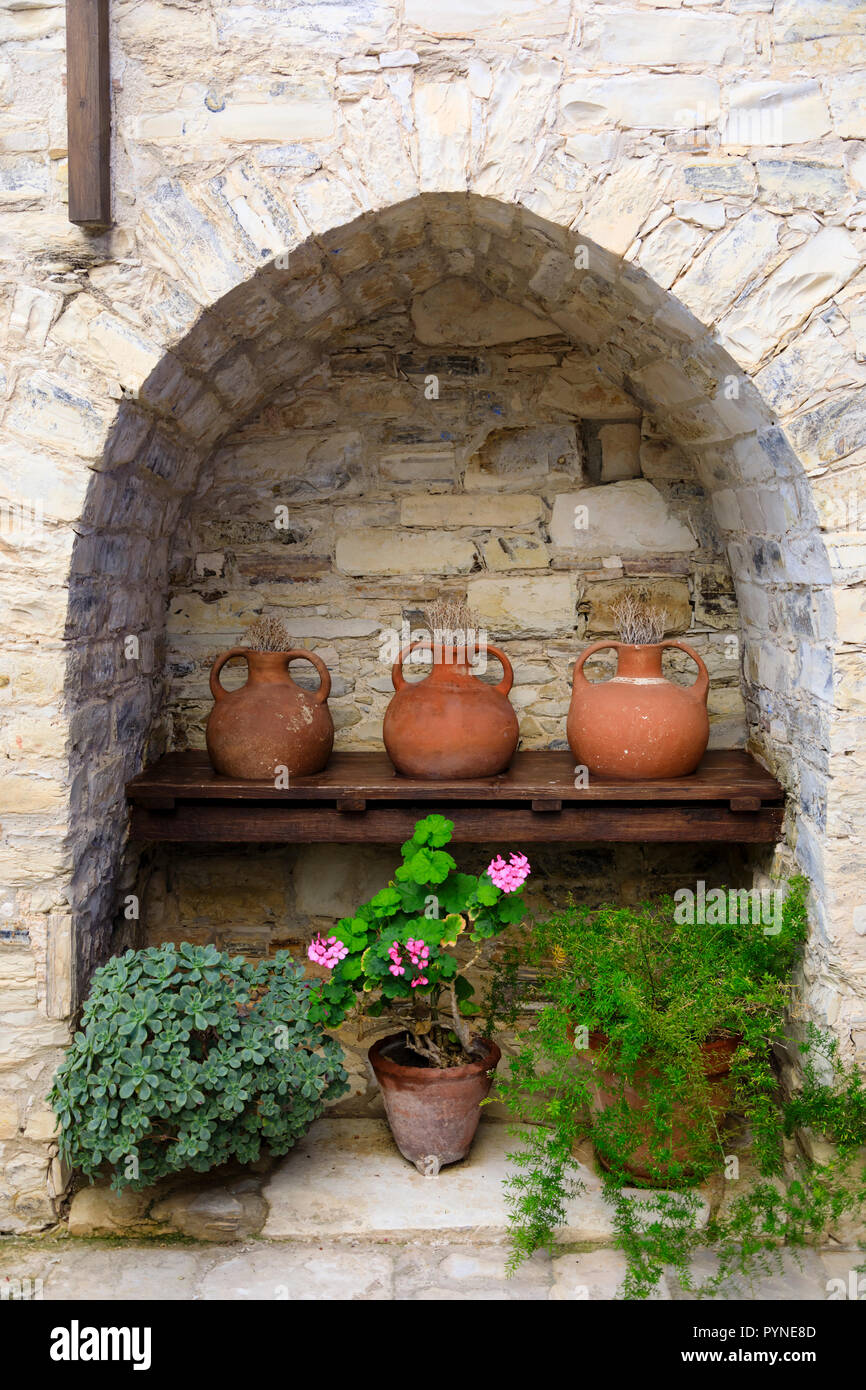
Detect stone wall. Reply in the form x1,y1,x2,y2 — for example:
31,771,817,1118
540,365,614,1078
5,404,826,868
165,331,745,752
144,309,748,960
0,0,864,1231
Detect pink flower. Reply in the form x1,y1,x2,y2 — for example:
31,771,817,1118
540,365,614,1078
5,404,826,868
410,976,428,988
486,852,531,894
308,933,349,970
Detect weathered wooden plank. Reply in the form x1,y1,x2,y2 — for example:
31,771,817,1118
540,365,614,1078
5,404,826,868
66,0,111,226
126,749,784,806
130,802,784,845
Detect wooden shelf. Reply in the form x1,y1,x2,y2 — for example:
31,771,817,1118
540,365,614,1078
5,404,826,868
125,750,784,845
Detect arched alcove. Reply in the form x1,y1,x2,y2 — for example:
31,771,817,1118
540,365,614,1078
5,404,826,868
60,194,851,1061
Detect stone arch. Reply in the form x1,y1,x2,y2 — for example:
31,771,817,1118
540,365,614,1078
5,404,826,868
1,185,863,1232
41,190,854,1049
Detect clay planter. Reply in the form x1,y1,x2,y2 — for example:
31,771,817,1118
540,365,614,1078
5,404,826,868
576,1028,739,1186
368,1033,501,1175
567,639,709,780
383,641,519,779
206,647,334,780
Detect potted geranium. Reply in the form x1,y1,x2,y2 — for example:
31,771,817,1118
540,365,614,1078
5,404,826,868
306,814,530,1174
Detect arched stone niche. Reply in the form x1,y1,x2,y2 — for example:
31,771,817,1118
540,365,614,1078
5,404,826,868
48,194,851,1049
1,179,863,1229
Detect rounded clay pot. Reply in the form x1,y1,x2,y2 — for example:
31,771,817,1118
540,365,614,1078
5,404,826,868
574,1028,739,1186
205,647,334,780
368,1033,501,1174
383,641,519,780
567,640,709,781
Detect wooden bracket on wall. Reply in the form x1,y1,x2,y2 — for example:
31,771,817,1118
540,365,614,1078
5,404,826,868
66,0,112,227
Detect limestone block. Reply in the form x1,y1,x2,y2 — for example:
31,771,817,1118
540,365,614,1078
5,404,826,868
581,10,745,65
584,579,691,635
786,391,866,467
539,359,641,419
465,425,582,489
468,574,576,636
50,294,162,387
638,439,691,480
141,179,248,304
6,283,61,348
599,423,641,482
414,83,471,191
719,228,863,371
683,161,756,196
404,0,570,35
694,566,739,629
0,154,49,206
68,1185,156,1237
754,318,866,416
482,535,551,570
292,845,396,918
722,81,832,147
773,0,866,66
137,97,334,147
0,777,65,815
175,855,285,923
581,159,674,256
551,481,695,557
756,160,848,212
674,209,780,326
551,1249,670,1300
23,1105,57,1142
560,75,720,133
215,430,364,500
400,493,542,527
6,371,110,459
673,201,726,231
336,531,476,575
411,276,554,346
214,0,396,48
150,1182,267,1242
637,217,704,290
630,360,701,409
834,585,866,643
828,70,866,138
380,450,461,489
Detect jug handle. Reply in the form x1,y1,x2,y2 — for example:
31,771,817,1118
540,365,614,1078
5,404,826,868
486,644,514,696
391,640,429,691
209,647,250,702
572,641,621,687
659,639,709,703
391,641,514,695
284,649,332,704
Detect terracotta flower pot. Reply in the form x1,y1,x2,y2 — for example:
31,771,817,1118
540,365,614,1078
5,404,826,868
574,1028,739,1186
205,647,334,780
567,639,709,780
368,1033,501,1175
383,641,519,779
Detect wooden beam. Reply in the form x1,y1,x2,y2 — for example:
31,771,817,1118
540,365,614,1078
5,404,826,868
130,803,785,846
66,0,111,227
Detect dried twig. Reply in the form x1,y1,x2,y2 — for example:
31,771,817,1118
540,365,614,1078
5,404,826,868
424,596,482,649
610,593,668,645
243,615,292,651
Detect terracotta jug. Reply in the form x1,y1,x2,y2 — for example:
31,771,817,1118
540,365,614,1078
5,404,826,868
383,641,519,779
206,647,334,780
567,640,709,780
